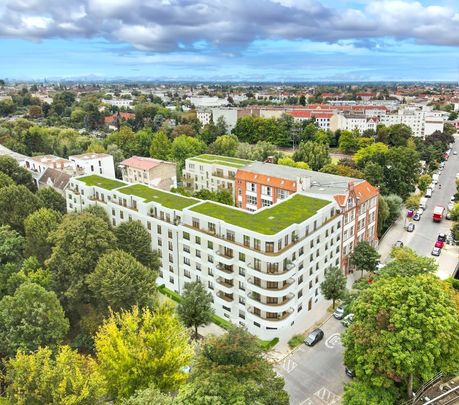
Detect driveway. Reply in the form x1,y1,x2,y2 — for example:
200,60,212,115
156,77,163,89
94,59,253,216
378,136,459,279
276,316,348,405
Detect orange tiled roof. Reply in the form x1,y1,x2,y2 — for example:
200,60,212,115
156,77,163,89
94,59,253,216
354,181,379,202
236,170,297,191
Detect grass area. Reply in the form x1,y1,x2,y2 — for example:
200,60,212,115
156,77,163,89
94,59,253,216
78,174,126,190
190,194,331,235
288,334,304,349
331,156,340,164
118,184,198,210
157,285,278,350
189,154,252,168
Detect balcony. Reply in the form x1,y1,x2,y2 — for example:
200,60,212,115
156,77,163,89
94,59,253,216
215,263,235,280
246,262,296,282
216,291,234,303
246,306,294,327
212,171,235,180
216,277,234,294
247,292,295,312
216,250,235,265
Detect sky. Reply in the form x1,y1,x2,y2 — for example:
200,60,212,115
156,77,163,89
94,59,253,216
1,0,459,82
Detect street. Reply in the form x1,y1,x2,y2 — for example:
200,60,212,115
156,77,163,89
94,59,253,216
378,136,459,279
276,316,348,405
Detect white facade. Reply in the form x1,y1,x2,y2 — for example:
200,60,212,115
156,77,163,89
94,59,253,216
102,99,133,107
197,110,212,126
69,153,116,178
331,114,378,133
67,176,342,341
211,108,239,131
379,108,445,137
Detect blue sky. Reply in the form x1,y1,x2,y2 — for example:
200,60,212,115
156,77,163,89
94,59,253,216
1,0,459,81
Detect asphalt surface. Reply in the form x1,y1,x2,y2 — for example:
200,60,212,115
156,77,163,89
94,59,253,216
276,316,348,405
378,136,459,278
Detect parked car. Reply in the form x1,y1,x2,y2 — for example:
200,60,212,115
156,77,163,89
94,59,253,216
407,223,415,232
431,247,441,257
438,233,447,242
345,367,355,378
435,240,444,248
454,151,457,155
304,328,324,346
446,212,452,220
333,304,345,320
394,240,404,248
413,213,421,221
342,313,354,327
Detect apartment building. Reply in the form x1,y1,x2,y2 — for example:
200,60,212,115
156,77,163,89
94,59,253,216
330,113,379,133
24,155,75,186
119,156,177,191
379,108,445,137
69,153,116,178
234,162,379,273
67,174,342,341
196,110,212,126
182,154,252,193
288,110,334,130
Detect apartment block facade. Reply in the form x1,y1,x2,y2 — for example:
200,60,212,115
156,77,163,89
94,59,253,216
67,174,342,341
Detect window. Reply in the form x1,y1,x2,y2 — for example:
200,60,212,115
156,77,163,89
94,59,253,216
208,267,213,276
208,241,213,249
184,257,190,266
192,218,200,228
265,242,274,253
239,281,245,291
254,239,260,251
298,275,303,284
196,263,201,271
208,222,216,233
169,241,174,251
239,297,245,305
169,253,173,263
254,258,261,270
298,289,303,298
243,235,250,247
226,231,235,241
184,270,191,278
168,230,172,239
208,255,214,263
239,267,245,276
247,182,256,192
195,236,201,245
239,252,245,262
278,189,288,199
157,225,162,234
208,281,214,290
261,185,272,196
246,195,257,206
262,199,272,207
196,250,201,258
183,232,190,240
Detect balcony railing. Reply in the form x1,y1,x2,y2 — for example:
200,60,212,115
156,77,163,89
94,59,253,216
247,306,294,321
248,277,295,291
217,277,234,289
217,291,234,302
248,292,294,307
216,263,234,274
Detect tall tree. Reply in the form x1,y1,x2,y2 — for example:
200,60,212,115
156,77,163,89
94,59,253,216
350,241,380,277
0,184,42,232
36,187,67,214
343,274,459,401
115,220,159,268
150,130,171,160
87,250,157,313
95,305,193,400
0,225,24,265
293,141,331,171
170,135,206,170
209,134,239,156
339,130,361,154
320,267,347,308
46,212,116,312
5,346,106,405
0,155,35,191
0,282,69,356
177,281,214,339
24,208,62,262
379,247,437,278
0,171,14,189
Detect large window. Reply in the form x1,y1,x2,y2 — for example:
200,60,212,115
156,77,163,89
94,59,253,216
246,195,257,206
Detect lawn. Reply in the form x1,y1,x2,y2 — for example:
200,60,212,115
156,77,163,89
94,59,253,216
189,154,252,168
118,184,199,210
78,174,126,190
189,194,330,235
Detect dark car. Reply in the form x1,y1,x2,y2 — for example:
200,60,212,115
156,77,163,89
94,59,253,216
345,367,355,378
438,233,447,242
304,328,324,346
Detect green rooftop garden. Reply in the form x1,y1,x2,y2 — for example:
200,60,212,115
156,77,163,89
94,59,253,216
118,184,199,210
78,175,126,190
189,194,331,235
189,154,252,168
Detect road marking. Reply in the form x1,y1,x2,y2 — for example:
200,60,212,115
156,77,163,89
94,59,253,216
314,387,341,404
325,333,342,349
299,398,314,405
280,356,297,373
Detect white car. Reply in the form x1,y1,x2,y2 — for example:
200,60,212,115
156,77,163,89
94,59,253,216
454,151,457,155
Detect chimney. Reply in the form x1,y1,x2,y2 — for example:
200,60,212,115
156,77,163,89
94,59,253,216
348,181,355,192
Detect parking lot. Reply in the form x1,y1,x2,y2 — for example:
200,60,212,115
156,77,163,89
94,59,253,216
276,316,348,405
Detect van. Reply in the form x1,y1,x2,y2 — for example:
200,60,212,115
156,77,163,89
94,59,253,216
425,188,433,198
419,198,428,210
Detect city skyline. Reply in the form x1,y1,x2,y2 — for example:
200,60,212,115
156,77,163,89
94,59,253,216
1,0,459,81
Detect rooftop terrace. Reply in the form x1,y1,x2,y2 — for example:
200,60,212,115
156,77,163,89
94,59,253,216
118,184,199,210
188,154,252,168
78,175,127,190
189,194,331,235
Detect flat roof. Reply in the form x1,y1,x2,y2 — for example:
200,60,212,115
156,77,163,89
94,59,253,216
78,175,127,190
240,161,362,196
118,184,199,210
189,194,331,235
189,154,252,168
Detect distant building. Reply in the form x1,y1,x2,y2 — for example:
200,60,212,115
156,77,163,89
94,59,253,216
119,156,177,191
196,110,212,126
102,98,133,108
38,168,71,195
69,153,116,178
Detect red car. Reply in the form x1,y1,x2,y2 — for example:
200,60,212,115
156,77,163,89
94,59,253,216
434,240,444,248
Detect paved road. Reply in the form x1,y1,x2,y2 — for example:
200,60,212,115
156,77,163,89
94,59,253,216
276,316,348,405
378,137,459,279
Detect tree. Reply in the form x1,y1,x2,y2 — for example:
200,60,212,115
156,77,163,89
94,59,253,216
170,135,206,170
384,194,403,223
320,267,347,308
46,212,116,312
0,184,42,232
251,140,279,162
36,187,66,214
6,257,52,295
278,156,310,170
339,130,361,153
115,220,159,268
215,116,228,135
343,381,396,405
177,281,214,339
405,193,421,211
353,142,389,167
5,346,106,405
0,171,14,189
150,131,171,160
179,327,289,405
343,274,459,400
350,241,380,277
299,95,306,106
0,282,69,356
417,174,432,193
0,225,24,265
95,305,193,400
83,204,111,225
379,247,437,278
209,134,239,156
87,250,157,313
293,141,331,171
0,155,35,191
